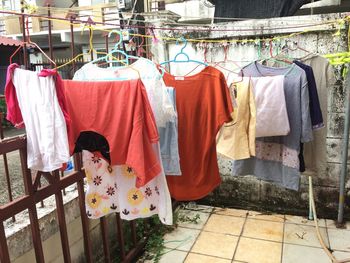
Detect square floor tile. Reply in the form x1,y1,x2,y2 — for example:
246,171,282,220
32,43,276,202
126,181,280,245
326,219,350,230
333,250,350,261
328,228,350,252
248,211,285,222
163,227,201,252
285,215,326,227
234,237,282,263
282,243,330,263
177,210,210,230
157,249,188,263
191,231,238,259
185,253,231,263
183,203,214,213
213,208,248,218
242,218,283,242
284,223,329,248
204,214,245,236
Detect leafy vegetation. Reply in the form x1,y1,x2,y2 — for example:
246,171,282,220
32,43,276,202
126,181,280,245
137,205,201,263
0,99,10,128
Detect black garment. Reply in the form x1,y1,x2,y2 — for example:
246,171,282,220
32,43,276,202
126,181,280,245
209,0,318,22
74,131,111,162
294,61,323,173
294,60,324,129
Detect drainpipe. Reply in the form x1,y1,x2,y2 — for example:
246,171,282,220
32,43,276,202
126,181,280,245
338,69,350,225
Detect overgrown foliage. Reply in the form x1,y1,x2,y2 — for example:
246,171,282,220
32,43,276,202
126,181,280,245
0,99,10,128
137,205,201,263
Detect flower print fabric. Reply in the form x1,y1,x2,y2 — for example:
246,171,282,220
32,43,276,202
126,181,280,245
83,149,173,225
73,59,181,176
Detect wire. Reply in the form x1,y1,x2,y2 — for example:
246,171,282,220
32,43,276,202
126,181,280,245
1,4,348,24
0,8,347,37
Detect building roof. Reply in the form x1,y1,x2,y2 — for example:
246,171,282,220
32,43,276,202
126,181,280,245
0,36,24,47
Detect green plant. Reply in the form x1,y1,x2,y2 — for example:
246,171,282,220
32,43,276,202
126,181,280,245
0,99,10,128
137,207,201,263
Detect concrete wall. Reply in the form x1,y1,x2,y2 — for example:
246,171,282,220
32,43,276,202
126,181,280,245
149,13,350,218
7,193,122,263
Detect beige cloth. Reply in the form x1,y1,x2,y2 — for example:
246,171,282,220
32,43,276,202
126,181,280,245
216,77,256,160
302,55,336,176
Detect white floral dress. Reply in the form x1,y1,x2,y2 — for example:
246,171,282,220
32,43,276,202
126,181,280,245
83,148,173,225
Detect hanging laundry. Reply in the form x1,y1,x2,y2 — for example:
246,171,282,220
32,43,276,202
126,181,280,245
163,66,233,201
251,75,290,137
83,148,173,224
158,87,181,175
73,58,181,176
63,79,161,187
301,55,336,176
5,64,70,172
294,60,324,130
216,77,256,160
293,60,324,172
232,62,313,190
72,60,174,223
73,58,176,128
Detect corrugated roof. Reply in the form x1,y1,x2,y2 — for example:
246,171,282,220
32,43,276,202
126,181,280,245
0,36,24,47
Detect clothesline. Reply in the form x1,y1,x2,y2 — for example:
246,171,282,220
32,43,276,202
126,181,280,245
2,3,345,23
0,9,347,47
0,8,348,35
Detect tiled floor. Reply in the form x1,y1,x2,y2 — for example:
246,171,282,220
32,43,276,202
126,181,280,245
157,204,350,263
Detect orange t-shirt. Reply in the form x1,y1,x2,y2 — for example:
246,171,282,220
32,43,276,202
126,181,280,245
63,79,160,188
163,66,233,200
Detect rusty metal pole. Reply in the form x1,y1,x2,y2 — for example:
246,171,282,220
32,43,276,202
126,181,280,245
47,4,54,67
20,0,28,69
70,17,76,76
0,112,15,222
89,28,93,62
338,69,350,225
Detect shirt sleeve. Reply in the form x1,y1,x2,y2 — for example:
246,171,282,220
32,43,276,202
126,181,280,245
300,75,313,143
217,74,234,127
5,64,24,128
127,80,161,188
302,66,324,130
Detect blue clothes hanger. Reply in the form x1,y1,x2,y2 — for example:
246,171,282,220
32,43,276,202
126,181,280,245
106,31,165,80
88,30,165,80
160,37,208,66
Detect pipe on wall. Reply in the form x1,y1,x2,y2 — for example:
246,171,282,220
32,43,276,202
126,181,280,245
338,68,350,225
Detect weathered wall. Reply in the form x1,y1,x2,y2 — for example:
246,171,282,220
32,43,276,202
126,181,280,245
7,193,122,263
149,13,350,218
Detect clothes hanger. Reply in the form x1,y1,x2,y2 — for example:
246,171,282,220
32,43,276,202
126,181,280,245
9,45,23,64
260,40,293,66
11,17,57,68
212,44,244,83
99,31,165,80
285,40,314,61
160,37,209,67
55,25,118,70
83,30,141,80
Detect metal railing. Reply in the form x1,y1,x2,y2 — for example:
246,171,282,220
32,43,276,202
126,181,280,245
0,120,149,263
